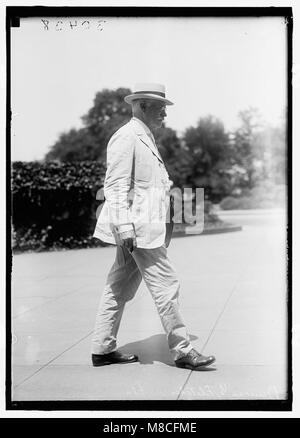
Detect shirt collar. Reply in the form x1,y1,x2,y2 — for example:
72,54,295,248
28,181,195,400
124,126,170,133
131,117,153,137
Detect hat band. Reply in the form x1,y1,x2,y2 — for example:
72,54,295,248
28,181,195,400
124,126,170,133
133,91,165,98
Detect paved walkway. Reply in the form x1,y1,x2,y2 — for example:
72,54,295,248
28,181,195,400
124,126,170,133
11,209,288,401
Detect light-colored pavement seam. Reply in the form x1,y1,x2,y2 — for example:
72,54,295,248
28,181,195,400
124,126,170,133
13,330,93,389
12,259,88,281
12,282,91,319
176,241,260,400
199,241,260,355
176,370,193,400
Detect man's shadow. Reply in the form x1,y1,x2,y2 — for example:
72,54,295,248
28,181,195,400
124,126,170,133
119,333,216,370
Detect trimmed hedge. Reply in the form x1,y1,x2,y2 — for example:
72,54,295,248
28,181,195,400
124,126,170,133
12,161,229,253
12,161,107,252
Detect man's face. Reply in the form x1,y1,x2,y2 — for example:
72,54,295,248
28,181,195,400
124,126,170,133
144,101,167,130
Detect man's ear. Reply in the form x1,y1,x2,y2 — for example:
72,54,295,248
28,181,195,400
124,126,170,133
140,101,147,113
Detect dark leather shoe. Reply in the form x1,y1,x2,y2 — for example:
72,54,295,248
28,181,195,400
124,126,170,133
175,349,216,370
92,351,139,367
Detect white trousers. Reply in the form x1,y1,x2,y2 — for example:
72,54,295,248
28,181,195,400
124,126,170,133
91,245,193,360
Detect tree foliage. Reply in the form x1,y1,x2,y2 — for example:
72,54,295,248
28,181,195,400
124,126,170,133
231,107,265,189
155,125,190,187
44,88,286,201
181,116,233,199
45,128,100,162
45,88,132,162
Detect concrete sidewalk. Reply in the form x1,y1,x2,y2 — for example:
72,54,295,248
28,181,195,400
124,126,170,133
11,210,288,401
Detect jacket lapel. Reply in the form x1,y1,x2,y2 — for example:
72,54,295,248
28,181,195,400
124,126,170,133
130,119,164,164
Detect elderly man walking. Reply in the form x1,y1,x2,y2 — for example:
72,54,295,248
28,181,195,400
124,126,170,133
91,83,215,370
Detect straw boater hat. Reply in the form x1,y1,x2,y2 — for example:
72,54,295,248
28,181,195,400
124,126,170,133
124,83,174,106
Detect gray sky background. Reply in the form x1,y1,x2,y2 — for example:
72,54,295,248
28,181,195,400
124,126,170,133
11,16,287,161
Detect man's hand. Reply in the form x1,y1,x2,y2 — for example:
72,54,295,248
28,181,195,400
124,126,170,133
118,230,137,252
112,223,137,252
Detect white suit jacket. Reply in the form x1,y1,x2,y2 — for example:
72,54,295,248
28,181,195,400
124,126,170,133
93,118,172,249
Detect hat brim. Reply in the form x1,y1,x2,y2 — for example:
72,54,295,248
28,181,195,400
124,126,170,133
124,93,173,105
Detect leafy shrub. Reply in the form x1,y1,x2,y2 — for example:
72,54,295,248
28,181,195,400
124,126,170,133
12,161,107,252
12,161,233,253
